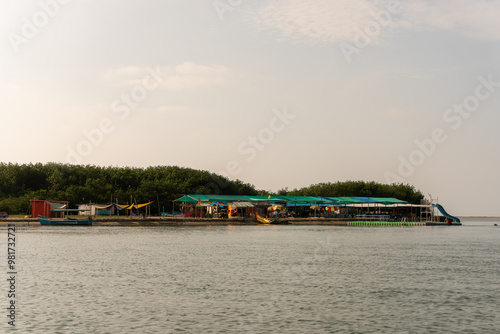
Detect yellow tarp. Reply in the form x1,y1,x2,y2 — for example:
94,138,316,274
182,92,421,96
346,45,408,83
122,201,154,210
95,202,154,210
94,204,115,210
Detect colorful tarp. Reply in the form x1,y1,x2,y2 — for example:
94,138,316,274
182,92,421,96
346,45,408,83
95,202,154,210
122,201,154,210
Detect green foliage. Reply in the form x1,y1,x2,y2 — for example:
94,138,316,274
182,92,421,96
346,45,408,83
0,163,257,214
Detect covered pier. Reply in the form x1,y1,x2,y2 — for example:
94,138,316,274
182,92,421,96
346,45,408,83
173,194,424,221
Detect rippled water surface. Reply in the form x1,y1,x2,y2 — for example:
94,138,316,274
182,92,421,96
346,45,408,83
5,218,500,333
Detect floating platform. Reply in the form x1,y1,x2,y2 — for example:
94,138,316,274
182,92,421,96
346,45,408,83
348,221,427,226
0,217,460,226
347,221,461,226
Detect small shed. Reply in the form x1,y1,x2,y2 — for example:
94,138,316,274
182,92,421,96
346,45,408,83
31,200,69,218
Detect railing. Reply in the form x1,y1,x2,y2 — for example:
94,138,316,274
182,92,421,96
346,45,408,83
355,214,391,221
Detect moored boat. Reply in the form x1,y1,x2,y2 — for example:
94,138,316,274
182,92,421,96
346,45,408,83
256,213,290,225
38,217,93,226
255,213,271,224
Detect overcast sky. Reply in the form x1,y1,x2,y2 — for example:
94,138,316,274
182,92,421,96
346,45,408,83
1,0,499,216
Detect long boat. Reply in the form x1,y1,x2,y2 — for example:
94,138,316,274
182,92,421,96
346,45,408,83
38,217,93,226
255,213,272,224
255,213,290,225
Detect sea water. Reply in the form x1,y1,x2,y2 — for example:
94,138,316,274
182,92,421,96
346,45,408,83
3,218,499,333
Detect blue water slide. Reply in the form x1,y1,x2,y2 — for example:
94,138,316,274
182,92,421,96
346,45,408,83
432,204,460,223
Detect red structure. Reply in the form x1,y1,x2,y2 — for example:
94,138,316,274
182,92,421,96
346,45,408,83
30,200,69,218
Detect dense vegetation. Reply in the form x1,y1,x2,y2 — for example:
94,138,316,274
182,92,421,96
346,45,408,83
0,163,256,214
0,163,424,214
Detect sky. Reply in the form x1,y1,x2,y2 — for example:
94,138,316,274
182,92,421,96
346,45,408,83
1,0,499,216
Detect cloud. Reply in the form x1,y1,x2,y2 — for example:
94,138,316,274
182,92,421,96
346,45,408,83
251,0,500,44
104,62,229,90
103,66,150,85
403,0,500,40
163,62,228,90
159,74,225,91
252,0,397,44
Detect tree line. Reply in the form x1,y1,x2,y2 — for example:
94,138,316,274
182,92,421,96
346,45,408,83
0,163,256,214
0,163,423,214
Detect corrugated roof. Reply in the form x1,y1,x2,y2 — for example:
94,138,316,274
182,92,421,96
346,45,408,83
175,195,408,205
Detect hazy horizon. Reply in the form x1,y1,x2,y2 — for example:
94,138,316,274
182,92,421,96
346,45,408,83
1,0,499,216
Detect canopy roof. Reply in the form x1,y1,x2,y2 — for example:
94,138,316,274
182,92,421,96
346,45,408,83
175,195,409,206
48,202,68,209
369,197,408,205
175,194,254,203
322,197,364,204
273,196,326,203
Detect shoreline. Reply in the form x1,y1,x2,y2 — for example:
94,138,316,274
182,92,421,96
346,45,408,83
0,217,354,226
0,217,455,227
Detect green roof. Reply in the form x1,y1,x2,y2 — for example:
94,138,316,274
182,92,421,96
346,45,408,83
272,196,332,203
175,194,254,203
369,197,408,205
175,195,408,205
246,196,273,202
326,197,365,204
